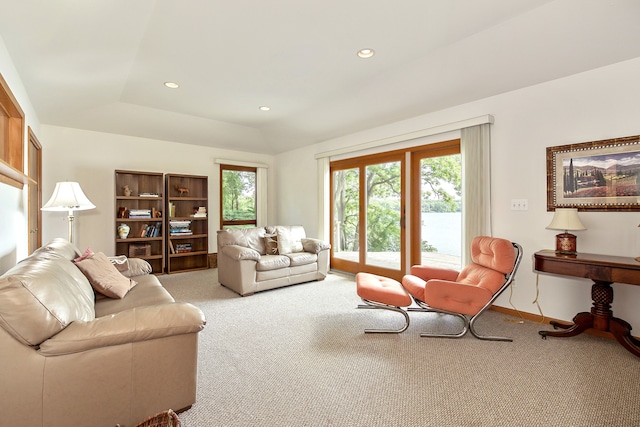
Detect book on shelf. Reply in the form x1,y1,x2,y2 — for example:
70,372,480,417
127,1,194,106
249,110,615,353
175,243,192,253
129,209,152,218
139,223,162,238
139,193,160,197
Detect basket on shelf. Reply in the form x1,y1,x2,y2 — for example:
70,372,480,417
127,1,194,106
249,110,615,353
134,409,181,427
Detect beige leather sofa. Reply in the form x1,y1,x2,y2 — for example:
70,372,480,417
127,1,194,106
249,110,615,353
217,225,330,296
0,239,206,427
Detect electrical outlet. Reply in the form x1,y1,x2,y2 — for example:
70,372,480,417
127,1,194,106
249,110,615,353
510,199,528,211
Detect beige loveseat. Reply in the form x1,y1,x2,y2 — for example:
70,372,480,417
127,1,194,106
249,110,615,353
0,239,206,427
217,225,330,296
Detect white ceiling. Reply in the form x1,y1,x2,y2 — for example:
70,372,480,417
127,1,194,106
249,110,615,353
2,0,640,154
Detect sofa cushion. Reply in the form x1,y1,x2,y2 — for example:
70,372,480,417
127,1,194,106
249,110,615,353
256,254,291,271
31,237,83,261
0,257,96,346
217,227,267,254
273,226,305,254
285,252,317,267
75,252,137,299
95,274,174,317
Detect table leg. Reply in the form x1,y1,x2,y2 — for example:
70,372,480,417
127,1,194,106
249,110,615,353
539,280,612,339
539,312,593,339
609,317,640,358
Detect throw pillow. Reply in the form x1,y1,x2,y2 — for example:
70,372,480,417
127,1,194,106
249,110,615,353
264,233,279,255
74,247,94,263
75,252,137,299
276,228,303,254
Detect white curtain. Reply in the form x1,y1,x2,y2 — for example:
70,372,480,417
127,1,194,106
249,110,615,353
317,157,331,242
460,124,492,264
256,166,268,227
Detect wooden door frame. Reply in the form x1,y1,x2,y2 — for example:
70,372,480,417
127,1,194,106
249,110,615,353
28,127,42,253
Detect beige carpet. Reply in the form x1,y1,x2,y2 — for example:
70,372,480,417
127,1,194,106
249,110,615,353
159,269,640,427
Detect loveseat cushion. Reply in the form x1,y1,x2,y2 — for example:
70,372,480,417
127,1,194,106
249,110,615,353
285,252,317,266
0,256,95,346
267,225,306,254
256,254,291,271
217,227,267,254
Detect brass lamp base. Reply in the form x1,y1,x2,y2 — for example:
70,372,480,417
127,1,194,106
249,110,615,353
556,232,577,255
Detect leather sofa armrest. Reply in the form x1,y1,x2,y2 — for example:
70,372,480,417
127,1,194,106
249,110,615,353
38,303,206,356
221,245,261,261
301,238,330,254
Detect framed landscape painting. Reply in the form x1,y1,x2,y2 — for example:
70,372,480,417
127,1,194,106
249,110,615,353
547,135,640,211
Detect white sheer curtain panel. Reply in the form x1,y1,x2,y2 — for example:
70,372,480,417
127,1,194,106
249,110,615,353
460,124,492,265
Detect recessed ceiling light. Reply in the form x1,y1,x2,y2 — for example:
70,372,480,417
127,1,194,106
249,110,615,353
357,48,375,59
164,81,179,89
259,106,271,111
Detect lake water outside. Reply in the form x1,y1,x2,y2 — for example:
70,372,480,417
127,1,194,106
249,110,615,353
421,212,461,257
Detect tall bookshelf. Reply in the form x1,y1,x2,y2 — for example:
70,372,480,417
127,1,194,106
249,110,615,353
165,173,209,274
114,170,164,273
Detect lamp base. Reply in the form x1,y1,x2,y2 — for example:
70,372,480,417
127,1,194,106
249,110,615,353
556,232,577,255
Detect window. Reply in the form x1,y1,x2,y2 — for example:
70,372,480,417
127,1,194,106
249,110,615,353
0,73,25,188
220,165,257,229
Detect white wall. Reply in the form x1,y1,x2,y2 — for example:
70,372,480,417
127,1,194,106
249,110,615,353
275,57,640,330
40,125,276,256
0,35,41,272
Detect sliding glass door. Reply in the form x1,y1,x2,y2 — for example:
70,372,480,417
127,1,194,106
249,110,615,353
331,140,461,279
410,141,461,270
331,152,405,280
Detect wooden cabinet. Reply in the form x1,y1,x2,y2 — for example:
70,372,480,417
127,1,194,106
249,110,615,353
165,174,208,274
114,170,164,273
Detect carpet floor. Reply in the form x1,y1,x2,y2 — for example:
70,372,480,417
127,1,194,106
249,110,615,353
159,269,640,427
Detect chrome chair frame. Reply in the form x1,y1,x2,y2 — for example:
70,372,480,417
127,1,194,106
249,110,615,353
357,298,410,334
407,242,523,341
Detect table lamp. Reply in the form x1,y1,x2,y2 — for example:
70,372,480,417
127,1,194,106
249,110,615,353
546,208,586,254
42,181,95,244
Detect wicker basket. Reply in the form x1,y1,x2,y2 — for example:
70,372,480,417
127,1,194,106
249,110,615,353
134,409,181,427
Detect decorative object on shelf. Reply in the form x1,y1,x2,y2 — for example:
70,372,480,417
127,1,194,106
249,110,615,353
42,181,96,244
117,223,130,239
191,206,207,217
546,135,640,211
123,185,132,197
129,243,151,257
546,208,586,254
176,185,190,196
118,207,128,218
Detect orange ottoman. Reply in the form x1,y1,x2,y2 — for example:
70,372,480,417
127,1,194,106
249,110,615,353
356,272,412,333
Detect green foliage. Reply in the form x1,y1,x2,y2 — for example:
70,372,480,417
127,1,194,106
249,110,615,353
222,170,256,220
333,153,461,253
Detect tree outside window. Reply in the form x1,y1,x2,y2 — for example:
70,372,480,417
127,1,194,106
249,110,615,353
220,165,257,229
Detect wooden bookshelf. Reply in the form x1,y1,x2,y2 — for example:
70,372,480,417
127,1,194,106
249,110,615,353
165,173,208,274
114,170,164,274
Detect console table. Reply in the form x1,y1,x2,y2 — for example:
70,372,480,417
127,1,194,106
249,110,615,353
534,250,640,358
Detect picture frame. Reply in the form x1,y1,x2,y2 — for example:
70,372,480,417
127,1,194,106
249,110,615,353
547,135,640,211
